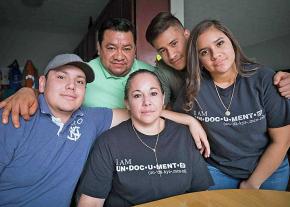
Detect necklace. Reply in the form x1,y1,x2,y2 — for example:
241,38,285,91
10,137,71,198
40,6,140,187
213,79,236,116
131,123,160,170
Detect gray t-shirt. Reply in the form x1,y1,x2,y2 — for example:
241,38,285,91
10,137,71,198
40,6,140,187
79,119,213,207
174,66,290,179
155,60,185,106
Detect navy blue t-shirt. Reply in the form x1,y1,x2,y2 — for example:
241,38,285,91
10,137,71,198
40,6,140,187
174,66,290,178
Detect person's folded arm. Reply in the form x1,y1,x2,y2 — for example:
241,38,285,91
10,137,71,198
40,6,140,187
161,109,210,157
240,124,290,189
78,194,105,207
0,87,38,128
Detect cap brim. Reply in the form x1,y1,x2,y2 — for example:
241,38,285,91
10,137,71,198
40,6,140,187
65,62,95,83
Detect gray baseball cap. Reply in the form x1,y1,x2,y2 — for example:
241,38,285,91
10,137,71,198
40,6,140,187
43,54,95,83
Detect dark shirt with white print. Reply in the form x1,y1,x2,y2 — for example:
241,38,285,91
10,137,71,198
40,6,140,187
79,119,213,207
174,65,290,179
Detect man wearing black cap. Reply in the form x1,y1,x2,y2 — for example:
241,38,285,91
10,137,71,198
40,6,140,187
0,54,128,207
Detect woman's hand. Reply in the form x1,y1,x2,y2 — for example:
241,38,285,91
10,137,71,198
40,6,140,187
240,125,290,190
188,117,210,158
161,110,210,157
0,87,38,128
239,180,260,189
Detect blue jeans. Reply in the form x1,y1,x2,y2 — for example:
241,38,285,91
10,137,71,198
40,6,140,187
208,158,289,191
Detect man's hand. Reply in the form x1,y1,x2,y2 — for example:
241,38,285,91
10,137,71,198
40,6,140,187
0,87,38,128
273,71,290,98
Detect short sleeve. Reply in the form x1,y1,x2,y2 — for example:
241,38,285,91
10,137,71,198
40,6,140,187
78,134,114,198
189,142,214,191
261,69,290,127
89,107,113,136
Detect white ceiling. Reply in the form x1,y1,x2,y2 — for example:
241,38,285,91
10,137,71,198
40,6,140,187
1,0,289,47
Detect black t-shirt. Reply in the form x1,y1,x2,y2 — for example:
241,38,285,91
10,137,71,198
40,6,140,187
79,119,213,206
174,66,290,178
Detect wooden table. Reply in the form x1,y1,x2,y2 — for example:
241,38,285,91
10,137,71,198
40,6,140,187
135,190,290,207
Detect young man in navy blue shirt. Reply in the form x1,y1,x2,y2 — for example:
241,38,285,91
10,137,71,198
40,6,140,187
0,54,128,207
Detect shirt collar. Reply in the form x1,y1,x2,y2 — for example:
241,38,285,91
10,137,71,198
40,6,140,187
98,57,135,79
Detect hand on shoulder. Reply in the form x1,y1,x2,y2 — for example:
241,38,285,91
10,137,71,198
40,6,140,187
0,87,38,128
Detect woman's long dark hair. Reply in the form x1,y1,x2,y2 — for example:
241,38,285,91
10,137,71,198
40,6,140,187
184,19,258,111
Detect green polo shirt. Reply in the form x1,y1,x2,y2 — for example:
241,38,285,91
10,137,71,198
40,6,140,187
83,57,155,108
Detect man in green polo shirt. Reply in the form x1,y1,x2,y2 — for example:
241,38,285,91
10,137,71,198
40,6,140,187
83,18,155,108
